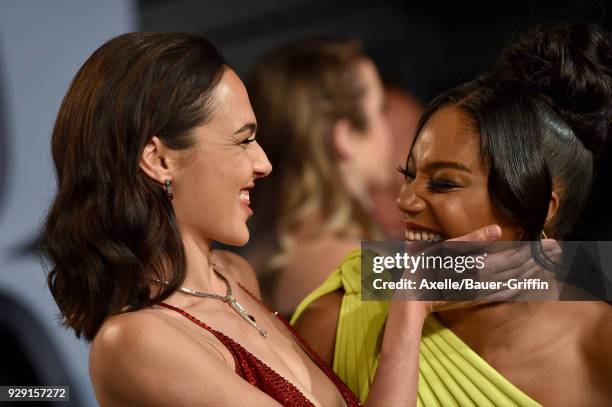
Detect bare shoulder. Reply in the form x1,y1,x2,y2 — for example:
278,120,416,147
582,301,612,349
574,301,612,400
92,308,167,345
90,309,201,359
89,310,189,405
293,290,344,367
213,250,261,298
590,302,612,370
89,309,277,406
91,308,236,363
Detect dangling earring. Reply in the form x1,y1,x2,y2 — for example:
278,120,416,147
164,179,174,201
541,230,548,240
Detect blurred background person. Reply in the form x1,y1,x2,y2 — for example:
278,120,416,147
370,85,423,239
247,38,393,316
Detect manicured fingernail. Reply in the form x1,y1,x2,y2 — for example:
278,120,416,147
486,225,502,238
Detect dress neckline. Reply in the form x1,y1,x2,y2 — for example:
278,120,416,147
158,301,318,406
158,280,359,406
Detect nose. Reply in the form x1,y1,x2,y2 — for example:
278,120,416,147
252,141,272,179
396,180,426,214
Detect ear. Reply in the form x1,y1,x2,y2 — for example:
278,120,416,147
139,136,172,184
545,191,560,227
332,119,358,160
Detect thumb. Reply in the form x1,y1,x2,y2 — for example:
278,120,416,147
447,225,502,244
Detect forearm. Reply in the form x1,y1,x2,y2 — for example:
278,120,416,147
365,302,428,407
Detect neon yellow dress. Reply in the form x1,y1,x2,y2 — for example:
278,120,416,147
291,250,541,406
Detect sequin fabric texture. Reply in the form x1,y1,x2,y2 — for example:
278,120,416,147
159,296,361,406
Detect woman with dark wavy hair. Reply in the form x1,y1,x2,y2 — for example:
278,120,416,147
41,32,511,406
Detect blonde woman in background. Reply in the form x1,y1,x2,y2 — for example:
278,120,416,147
247,39,393,316
370,86,423,240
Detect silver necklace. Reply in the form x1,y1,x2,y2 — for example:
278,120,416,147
153,270,268,338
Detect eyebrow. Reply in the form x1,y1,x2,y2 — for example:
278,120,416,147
408,156,472,173
234,122,257,135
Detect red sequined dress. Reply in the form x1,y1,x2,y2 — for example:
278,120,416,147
158,287,361,406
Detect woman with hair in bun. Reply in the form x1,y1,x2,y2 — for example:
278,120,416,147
41,31,510,406
293,22,612,405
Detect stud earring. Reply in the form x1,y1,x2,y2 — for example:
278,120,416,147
164,179,174,201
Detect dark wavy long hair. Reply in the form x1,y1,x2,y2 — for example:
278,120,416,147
40,33,228,341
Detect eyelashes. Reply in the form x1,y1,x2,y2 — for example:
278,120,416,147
397,165,460,191
237,135,256,147
428,180,459,191
397,165,414,179
241,135,256,144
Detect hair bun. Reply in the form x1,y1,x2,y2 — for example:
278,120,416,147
499,22,612,153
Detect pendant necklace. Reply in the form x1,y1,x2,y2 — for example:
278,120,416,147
152,270,268,338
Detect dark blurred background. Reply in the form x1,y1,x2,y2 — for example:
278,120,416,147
139,0,612,102
1,1,610,406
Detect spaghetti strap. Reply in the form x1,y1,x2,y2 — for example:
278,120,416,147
158,300,360,406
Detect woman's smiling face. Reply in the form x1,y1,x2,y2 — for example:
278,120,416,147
397,105,522,241
170,69,272,246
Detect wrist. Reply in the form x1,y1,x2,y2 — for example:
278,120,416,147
390,301,431,325
381,301,429,353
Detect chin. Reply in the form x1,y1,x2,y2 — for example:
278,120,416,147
219,229,250,247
